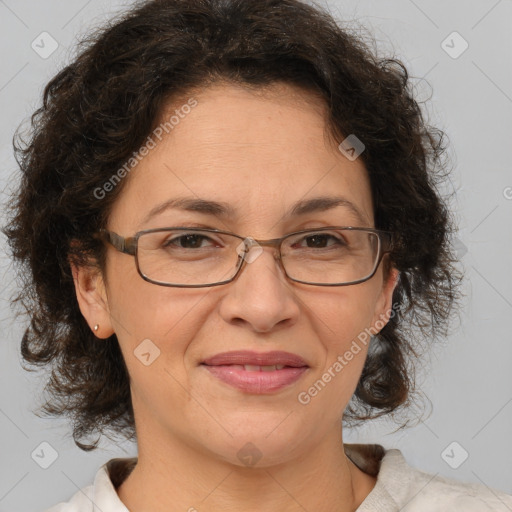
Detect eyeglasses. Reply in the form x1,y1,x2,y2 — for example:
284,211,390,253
94,226,394,288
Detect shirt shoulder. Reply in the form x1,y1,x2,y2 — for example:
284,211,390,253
43,483,95,512
346,444,512,512
42,458,136,512
402,470,512,511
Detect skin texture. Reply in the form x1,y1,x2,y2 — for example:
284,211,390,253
72,82,399,512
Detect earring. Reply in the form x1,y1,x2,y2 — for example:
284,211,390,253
94,324,99,332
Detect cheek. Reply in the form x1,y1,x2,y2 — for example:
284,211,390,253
313,283,380,349
105,252,184,338
109,287,199,412
107,272,213,378
306,285,379,398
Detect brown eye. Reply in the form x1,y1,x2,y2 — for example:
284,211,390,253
297,233,346,249
163,233,215,249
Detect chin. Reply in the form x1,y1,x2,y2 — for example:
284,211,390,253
198,419,313,467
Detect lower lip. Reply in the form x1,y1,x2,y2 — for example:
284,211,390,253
201,364,308,393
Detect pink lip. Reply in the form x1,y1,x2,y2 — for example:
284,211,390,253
201,351,309,394
201,350,308,367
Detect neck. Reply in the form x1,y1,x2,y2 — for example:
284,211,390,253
116,425,377,512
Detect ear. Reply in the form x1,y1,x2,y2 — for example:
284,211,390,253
370,264,400,335
69,258,115,339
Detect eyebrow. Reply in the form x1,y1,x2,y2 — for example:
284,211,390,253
141,195,369,226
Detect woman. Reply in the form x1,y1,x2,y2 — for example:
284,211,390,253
4,0,511,510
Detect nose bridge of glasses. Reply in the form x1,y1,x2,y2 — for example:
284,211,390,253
241,236,282,254
235,236,283,268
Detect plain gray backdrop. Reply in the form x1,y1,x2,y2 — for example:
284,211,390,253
0,0,511,510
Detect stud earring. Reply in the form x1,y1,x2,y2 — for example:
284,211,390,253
94,324,99,332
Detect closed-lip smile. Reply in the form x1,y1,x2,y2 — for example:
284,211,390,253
200,350,309,394
201,350,309,368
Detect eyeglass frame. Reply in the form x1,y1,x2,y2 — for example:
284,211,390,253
93,226,395,288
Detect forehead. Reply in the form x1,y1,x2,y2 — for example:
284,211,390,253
167,81,330,148
108,82,374,232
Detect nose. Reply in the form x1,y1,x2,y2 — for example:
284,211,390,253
218,243,300,333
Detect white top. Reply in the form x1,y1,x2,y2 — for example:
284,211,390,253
44,444,512,511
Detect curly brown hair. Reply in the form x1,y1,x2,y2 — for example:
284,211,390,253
4,0,463,451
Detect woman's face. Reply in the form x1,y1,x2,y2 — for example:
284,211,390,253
76,82,398,466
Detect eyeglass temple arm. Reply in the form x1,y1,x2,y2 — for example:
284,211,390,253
95,229,137,255
382,232,395,252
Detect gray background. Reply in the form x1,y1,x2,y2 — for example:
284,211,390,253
0,0,511,510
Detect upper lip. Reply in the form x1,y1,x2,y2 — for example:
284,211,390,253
201,350,308,367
